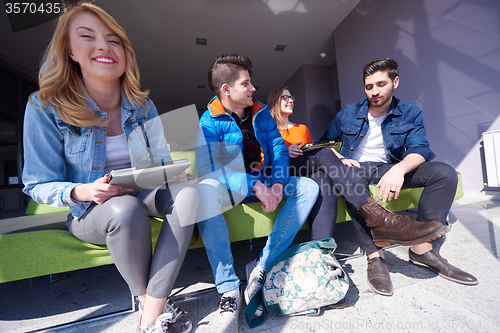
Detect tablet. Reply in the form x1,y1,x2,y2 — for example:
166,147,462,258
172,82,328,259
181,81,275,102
109,159,192,191
300,140,338,153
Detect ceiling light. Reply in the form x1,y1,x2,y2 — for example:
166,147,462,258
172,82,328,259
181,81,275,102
275,45,286,51
320,53,326,58
196,38,207,46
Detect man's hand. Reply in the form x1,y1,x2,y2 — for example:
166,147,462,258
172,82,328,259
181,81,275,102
288,142,303,158
332,148,360,167
376,153,425,202
254,181,283,213
71,174,134,205
341,158,360,167
376,166,405,202
271,182,284,203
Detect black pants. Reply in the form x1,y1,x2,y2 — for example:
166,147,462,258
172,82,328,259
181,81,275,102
289,148,369,241
346,161,458,252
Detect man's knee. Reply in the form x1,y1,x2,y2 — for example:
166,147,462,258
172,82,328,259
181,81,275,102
195,178,227,222
286,176,320,201
196,178,224,202
176,184,200,207
428,162,458,186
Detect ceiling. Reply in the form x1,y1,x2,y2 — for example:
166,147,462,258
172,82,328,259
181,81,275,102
0,0,360,115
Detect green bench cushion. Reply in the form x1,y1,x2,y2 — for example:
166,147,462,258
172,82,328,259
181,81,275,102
0,148,463,283
0,218,164,283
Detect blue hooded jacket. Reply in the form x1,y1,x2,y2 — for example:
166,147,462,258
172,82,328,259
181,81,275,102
196,96,289,197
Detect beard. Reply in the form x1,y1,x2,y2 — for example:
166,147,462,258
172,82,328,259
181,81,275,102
370,96,389,107
369,88,394,109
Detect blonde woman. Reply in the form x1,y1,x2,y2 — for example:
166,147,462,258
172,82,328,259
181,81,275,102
22,4,197,332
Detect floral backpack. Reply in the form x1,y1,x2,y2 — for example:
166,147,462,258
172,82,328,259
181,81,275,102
245,238,350,327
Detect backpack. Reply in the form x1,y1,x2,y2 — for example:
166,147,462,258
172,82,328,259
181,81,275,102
245,238,350,327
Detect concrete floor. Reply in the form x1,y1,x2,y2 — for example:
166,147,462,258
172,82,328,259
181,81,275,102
1,191,499,333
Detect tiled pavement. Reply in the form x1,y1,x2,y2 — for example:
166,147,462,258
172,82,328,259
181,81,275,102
1,191,499,333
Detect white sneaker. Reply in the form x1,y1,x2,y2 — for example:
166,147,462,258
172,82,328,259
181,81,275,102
138,298,192,333
209,293,240,333
244,259,266,317
138,313,174,333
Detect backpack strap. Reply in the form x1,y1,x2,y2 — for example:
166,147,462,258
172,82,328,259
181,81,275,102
244,290,267,328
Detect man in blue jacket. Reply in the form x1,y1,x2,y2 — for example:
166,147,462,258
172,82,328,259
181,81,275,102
195,54,319,332
322,58,477,296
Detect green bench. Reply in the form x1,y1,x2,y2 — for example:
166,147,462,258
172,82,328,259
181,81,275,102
0,149,463,284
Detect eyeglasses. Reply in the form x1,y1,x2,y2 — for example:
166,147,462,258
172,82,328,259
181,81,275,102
281,95,295,102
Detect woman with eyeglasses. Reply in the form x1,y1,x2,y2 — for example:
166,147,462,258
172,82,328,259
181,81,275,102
268,86,376,242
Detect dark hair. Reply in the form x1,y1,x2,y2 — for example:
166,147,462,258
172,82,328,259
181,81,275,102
363,58,399,82
208,54,253,96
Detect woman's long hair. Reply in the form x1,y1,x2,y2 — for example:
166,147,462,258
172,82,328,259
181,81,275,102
267,86,289,129
32,2,148,127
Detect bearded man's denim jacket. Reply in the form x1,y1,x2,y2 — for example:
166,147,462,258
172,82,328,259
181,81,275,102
322,97,435,162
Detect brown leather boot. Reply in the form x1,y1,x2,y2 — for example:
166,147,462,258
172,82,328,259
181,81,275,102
359,197,448,247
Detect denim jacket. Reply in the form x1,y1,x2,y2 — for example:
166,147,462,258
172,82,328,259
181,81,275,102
321,97,435,163
22,92,171,218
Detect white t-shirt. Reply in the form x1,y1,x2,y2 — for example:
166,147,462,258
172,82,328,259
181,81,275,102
103,133,132,175
351,113,391,163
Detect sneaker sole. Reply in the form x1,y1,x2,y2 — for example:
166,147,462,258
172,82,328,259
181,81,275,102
373,225,449,247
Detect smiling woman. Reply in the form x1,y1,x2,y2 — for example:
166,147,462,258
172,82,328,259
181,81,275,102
68,11,126,85
21,3,198,332
35,3,146,128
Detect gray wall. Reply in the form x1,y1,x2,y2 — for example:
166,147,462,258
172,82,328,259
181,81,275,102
334,0,500,191
284,64,340,141
283,65,308,130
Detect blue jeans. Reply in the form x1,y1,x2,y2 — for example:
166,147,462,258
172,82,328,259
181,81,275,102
195,176,319,293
